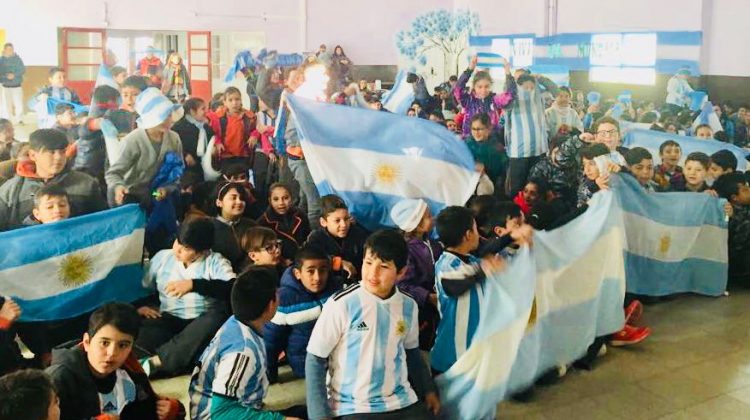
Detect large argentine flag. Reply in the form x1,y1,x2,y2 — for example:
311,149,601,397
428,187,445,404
286,94,480,230
437,189,626,419
381,70,415,115
0,205,147,322
613,174,728,296
623,128,749,171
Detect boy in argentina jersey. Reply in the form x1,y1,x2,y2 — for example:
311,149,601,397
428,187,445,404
189,266,307,420
136,219,236,377
305,230,441,420
431,206,507,374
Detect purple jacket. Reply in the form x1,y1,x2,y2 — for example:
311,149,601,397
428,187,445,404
397,237,443,307
454,68,515,137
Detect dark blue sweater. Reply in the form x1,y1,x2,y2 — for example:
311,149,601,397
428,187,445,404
263,267,342,382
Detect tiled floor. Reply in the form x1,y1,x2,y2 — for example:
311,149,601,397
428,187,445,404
152,289,750,419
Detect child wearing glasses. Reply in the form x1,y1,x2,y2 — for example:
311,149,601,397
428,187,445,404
240,226,286,278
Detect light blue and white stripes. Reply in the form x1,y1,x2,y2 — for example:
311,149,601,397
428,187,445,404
436,188,626,419
613,174,728,296
381,70,415,115
0,205,147,322
435,173,729,418
285,94,479,231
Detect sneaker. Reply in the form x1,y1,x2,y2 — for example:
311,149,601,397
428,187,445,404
624,300,643,325
597,344,607,357
139,357,151,377
610,325,651,347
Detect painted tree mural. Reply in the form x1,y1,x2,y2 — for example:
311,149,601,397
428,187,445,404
396,9,481,77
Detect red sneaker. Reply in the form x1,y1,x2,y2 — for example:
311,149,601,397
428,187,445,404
610,324,651,347
624,300,643,325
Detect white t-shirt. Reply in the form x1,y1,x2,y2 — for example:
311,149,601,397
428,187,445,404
307,284,419,417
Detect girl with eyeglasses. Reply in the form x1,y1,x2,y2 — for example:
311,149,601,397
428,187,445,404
240,226,285,278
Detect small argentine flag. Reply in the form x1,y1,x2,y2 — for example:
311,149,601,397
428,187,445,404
0,205,148,322
476,52,505,68
286,94,480,231
95,64,119,90
381,70,415,115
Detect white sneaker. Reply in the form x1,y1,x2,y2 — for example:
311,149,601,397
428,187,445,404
597,344,608,357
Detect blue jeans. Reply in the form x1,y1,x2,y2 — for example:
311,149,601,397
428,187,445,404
288,158,321,228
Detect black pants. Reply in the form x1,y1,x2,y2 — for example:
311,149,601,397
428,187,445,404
16,312,90,357
505,155,543,198
338,402,433,419
0,326,25,376
136,308,228,376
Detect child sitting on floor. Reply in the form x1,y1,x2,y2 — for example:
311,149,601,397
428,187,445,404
23,184,70,226
189,266,307,420
257,182,311,266
305,194,367,285
264,245,342,383
137,218,235,378
46,302,184,420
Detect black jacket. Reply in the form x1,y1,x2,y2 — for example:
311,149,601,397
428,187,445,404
305,224,368,282
45,344,160,420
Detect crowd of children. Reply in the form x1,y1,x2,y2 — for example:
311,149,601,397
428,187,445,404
0,44,749,420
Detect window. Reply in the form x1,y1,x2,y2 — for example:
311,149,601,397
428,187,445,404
589,33,656,85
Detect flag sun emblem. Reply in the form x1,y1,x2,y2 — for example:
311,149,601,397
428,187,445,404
58,253,94,287
659,233,671,256
373,163,400,185
396,320,407,337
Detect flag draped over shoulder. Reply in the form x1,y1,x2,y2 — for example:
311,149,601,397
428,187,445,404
436,188,627,419
0,205,147,322
623,128,749,171
285,94,480,231
614,174,728,296
381,70,415,115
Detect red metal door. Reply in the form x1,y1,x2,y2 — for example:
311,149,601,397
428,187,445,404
61,28,107,104
187,31,212,101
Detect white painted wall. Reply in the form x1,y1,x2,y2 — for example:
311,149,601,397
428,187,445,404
0,0,748,76
704,0,750,76
457,0,547,36
555,0,702,33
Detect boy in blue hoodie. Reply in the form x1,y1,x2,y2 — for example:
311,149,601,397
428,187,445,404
264,245,342,382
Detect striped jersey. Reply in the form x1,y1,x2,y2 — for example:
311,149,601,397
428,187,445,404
306,284,419,417
143,250,235,319
99,369,136,415
505,87,549,159
430,251,485,373
189,316,269,420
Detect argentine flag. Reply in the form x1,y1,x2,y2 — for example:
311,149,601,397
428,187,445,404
476,52,505,68
437,188,627,419
0,205,147,322
95,64,119,90
381,70,415,115
285,94,480,231
623,128,749,171
613,174,728,296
